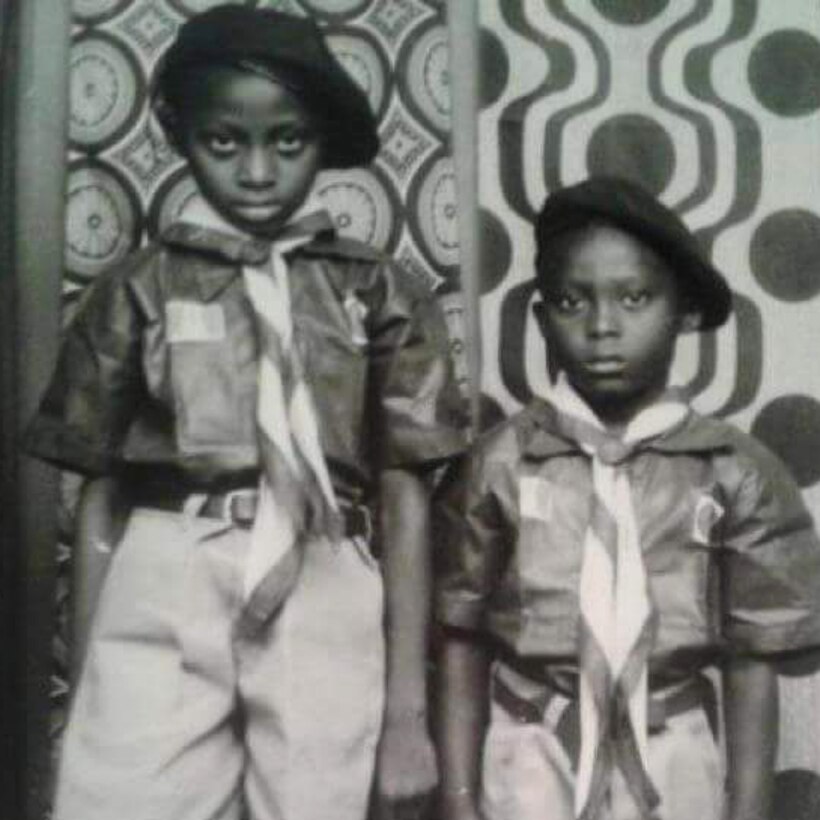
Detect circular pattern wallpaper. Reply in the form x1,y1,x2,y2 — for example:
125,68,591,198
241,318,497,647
69,32,145,150
65,0,461,298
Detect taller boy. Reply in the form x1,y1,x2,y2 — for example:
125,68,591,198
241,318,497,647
26,7,464,820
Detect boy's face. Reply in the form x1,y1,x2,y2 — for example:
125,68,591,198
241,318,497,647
535,224,697,426
179,67,322,237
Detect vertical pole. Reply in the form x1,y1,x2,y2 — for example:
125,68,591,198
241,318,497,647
0,0,23,811
13,1,71,816
446,0,481,431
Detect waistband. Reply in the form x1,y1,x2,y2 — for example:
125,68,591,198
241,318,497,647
131,485,372,539
491,661,718,767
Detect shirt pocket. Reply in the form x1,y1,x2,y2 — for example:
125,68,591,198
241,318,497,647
512,468,588,621
167,299,257,451
643,482,725,639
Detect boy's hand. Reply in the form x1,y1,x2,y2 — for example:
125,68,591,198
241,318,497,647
440,793,484,820
374,712,438,820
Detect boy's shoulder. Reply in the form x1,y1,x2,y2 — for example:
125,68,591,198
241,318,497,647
660,409,806,507
469,399,574,467
662,409,782,469
78,241,171,302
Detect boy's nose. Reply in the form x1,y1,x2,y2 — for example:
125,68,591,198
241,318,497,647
239,147,277,187
588,300,620,337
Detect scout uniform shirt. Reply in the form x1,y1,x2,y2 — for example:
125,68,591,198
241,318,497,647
25,214,466,498
436,397,820,682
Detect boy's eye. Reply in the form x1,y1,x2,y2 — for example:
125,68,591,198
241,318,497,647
621,290,652,309
551,292,586,315
276,130,311,156
206,134,237,156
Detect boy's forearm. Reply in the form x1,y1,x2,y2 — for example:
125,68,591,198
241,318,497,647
71,475,128,683
379,466,431,718
375,466,438,810
723,655,778,820
438,633,489,820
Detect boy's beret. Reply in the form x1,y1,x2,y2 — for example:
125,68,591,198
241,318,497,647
153,4,379,169
534,177,732,330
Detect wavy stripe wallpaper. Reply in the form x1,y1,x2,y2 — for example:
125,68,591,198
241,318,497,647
475,0,820,812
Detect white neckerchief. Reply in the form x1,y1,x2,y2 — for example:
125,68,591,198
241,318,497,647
180,198,338,627
548,374,689,819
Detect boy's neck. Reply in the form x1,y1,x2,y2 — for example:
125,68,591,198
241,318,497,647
561,378,679,438
587,395,659,437
183,196,324,242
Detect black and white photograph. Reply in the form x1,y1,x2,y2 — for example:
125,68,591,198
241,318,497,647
2,2,820,819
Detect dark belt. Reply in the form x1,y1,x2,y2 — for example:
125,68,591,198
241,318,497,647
133,486,372,539
491,668,718,767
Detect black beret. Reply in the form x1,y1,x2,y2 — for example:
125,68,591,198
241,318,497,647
152,4,379,169
534,177,732,330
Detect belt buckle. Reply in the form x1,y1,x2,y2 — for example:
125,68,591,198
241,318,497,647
341,502,373,543
221,488,256,527
355,503,373,543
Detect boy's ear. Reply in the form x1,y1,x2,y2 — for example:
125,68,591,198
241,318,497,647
532,298,561,381
152,95,186,156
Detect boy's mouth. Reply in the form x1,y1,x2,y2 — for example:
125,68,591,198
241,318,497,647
233,202,283,220
584,357,626,375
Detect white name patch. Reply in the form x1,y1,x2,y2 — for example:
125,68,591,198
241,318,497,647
166,301,226,343
344,292,369,348
519,476,553,523
692,494,724,545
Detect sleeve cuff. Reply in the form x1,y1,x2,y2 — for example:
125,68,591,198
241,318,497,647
382,426,467,469
435,590,486,631
724,610,820,654
23,415,113,476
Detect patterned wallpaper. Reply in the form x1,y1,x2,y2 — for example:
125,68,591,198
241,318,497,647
476,0,820,814
54,0,464,745
53,0,820,814
65,0,464,307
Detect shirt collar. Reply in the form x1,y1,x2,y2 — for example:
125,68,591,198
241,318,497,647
160,195,380,263
521,389,733,460
159,196,381,301
161,196,336,265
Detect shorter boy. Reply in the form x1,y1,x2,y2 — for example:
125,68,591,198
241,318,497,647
436,177,820,820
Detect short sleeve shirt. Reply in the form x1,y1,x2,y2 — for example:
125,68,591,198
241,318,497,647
435,399,820,675
25,221,467,498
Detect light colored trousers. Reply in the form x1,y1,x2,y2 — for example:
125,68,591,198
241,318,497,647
54,507,385,820
481,683,723,820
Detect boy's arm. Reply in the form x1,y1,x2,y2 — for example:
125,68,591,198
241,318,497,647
71,475,129,685
723,655,778,820
375,466,438,814
438,631,489,820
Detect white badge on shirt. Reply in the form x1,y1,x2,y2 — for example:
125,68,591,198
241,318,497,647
519,476,554,523
692,493,724,545
166,301,226,343
343,291,369,348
